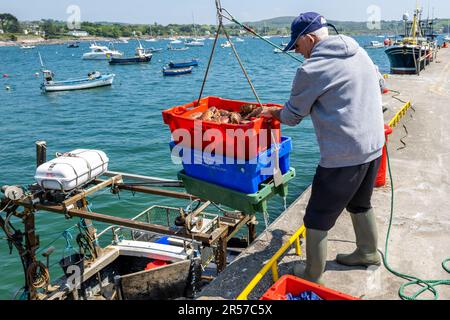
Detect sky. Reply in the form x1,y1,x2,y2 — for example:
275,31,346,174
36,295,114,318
1,0,449,25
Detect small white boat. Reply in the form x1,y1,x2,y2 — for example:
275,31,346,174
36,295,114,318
20,45,36,49
444,35,450,41
221,41,231,48
41,70,115,92
185,40,205,47
235,37,244,42
274,48,295,54
170,39,182,45
167,45,189,51
145,38,157,42
366,40,385,49
82,43,123,60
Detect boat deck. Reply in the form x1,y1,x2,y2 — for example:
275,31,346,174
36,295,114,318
198,47,450,300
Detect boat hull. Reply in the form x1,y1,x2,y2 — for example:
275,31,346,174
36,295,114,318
168,59,198,68
167,47,189,51
109,55,152,65
82,53,122,60
185,42,204,47
42,74,115,92
385,45,426,75
162,67,193,76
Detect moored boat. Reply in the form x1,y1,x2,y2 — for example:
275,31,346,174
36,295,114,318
110,55,152,65
274,48,294,53
67,41,80,48
221,41,231,48
162,66,193,76
41,71,115,92
168,59,199,68
365,40,385,49
385,5,436,75
385,44,427,74
109,41,153,65
167,45,189,51
185,40,205,47
82,42,123,60
146,47,163,53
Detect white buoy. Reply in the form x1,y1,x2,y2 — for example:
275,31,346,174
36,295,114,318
5,86,11,91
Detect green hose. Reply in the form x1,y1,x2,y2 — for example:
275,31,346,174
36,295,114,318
383,143,450,300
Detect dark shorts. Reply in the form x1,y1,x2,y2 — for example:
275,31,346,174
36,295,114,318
303,156,382,231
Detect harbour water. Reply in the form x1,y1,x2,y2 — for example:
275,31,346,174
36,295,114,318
0,36,394,298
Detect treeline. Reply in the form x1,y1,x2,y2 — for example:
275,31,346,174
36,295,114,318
3,12,449,39
79,22,220,38
0,13,21,33
0,13,258,39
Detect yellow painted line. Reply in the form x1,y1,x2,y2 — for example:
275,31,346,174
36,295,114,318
236,225,306,300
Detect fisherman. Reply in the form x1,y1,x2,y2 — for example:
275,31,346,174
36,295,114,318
263,12,385,284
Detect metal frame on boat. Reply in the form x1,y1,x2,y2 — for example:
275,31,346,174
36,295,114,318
0,142,259,300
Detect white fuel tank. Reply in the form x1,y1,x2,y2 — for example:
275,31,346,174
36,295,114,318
35,149,109,191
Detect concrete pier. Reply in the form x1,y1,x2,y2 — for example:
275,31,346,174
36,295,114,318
199,47,450,300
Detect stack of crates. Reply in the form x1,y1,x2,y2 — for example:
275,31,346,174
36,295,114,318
162,96,295,212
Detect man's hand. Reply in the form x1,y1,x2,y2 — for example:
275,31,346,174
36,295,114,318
261,107,282,121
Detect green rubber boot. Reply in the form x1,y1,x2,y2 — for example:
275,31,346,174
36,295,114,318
336,209,381,267
293,228,328,285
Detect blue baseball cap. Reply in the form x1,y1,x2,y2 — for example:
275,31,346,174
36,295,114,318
284,12,328,52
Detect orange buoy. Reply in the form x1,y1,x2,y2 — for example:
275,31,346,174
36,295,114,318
384,38,390,46
145,260,168,271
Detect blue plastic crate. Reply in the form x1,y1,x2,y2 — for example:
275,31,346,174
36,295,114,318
170,136,292,194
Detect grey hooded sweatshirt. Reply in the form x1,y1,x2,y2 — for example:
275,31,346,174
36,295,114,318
280,35,385,168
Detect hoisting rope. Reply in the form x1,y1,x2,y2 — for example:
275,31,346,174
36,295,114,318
196,0,284,234
198,0,262,105
383,144,450,300
219,8,304,63
198,0,304,106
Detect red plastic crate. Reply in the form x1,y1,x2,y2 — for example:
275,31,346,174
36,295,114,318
145,260,168,271
162,96,282,160
260,275,359,300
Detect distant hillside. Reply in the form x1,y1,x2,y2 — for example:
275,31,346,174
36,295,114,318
237,16,450,36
